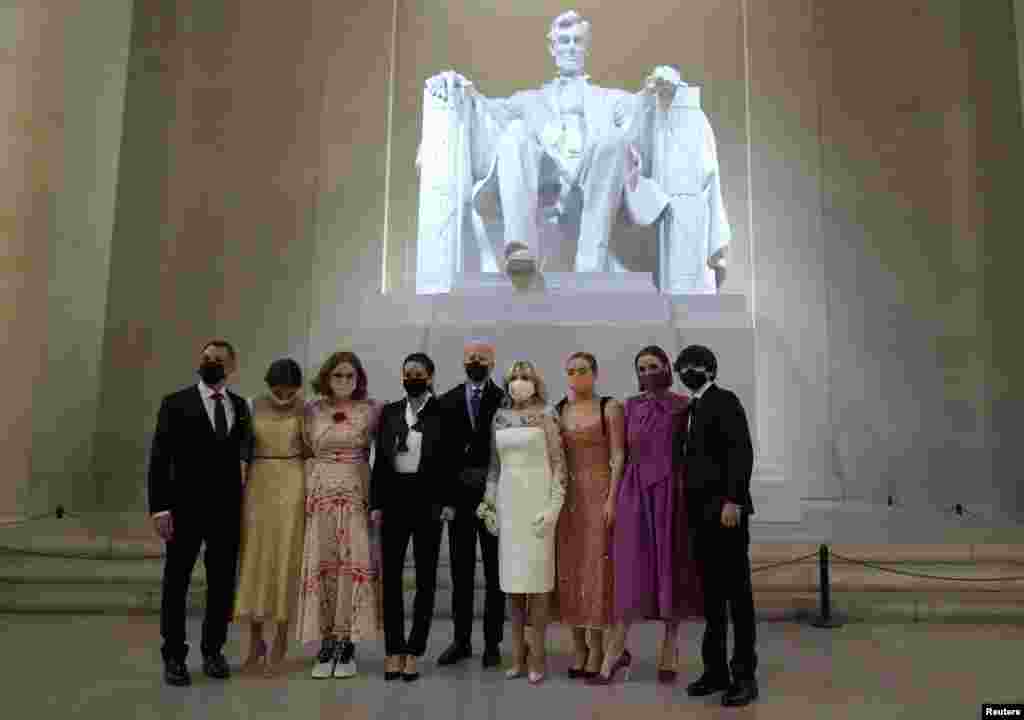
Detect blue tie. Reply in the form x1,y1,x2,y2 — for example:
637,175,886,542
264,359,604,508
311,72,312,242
470,386,482,429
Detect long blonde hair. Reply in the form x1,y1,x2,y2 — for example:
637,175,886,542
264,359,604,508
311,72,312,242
501,360,548,407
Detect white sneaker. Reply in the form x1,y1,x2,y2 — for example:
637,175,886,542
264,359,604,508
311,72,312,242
311,639,336,679
332,640,357,679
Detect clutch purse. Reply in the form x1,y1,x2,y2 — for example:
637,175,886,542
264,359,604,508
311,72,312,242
476,501,499,536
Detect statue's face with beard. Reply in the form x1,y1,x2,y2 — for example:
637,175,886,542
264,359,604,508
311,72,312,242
549,20,589,77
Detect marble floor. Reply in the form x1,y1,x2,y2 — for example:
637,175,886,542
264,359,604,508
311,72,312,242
1,614,1019,720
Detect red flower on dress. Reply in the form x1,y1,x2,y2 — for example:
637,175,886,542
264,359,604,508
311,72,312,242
333,411,346,423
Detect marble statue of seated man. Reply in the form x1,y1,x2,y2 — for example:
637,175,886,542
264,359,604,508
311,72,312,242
425,10,662,275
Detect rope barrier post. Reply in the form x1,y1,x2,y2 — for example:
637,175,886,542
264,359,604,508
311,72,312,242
810,544,845,628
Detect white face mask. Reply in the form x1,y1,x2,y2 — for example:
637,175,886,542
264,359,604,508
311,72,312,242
509,379,536,403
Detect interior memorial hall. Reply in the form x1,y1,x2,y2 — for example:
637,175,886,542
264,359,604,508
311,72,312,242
2,1,1024,718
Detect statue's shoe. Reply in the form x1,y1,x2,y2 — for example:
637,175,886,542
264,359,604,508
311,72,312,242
505,249,536,274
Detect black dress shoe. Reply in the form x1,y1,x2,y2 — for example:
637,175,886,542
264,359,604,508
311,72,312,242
481,646,501,668
164,658,191,687
202,653,231,680
686,673,731,697
437,643,472,666
402,671,420,682
385,671,401,681
722,678,759,707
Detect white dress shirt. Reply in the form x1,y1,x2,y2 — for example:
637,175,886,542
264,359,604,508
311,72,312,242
394,394,431,474
198,381,235,432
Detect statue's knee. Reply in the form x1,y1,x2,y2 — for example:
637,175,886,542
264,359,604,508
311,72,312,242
595,135,628,162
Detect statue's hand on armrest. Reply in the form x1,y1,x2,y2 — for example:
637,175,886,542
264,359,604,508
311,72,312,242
645,65,682,105
709,247,727,289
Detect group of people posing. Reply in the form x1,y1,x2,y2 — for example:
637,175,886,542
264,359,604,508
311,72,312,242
147,337,759,707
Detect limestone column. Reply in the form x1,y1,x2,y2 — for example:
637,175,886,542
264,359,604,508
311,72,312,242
0,4,66,520
0,2,132,520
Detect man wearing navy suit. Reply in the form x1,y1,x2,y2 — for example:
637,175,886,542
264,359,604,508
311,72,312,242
435,339,506,668
674,344,758,707
148,340,253,686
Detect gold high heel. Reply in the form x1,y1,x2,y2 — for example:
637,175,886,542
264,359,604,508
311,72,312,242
657,648,679,684
242,636,268,673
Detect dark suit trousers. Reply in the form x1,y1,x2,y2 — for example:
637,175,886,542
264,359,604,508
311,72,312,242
690,498,757,680
159,503,240,661
382,482,444,656
449,497,504,649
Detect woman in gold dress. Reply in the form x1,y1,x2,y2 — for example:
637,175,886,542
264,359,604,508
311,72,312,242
235,358,307,675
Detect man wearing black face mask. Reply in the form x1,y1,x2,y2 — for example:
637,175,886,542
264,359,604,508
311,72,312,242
371,352,450,680
435,338,506,668
673,345,758,707
148,339,253,686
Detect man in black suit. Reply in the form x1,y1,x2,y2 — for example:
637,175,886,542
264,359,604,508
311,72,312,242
148,339,253,686
370,352,453,681
674,344,758,707
435,338,505,668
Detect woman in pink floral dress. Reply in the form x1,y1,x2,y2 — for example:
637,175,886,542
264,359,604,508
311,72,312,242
295,351,382,679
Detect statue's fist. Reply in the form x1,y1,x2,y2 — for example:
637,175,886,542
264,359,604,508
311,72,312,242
426,71,471,101
645,65,681,96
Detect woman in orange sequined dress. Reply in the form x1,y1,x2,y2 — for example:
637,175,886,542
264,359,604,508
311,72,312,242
295,351,382,679
555,352,624,680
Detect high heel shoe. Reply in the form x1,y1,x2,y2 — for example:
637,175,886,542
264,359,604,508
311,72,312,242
503,643,528,680
402,655,420,683
505,643,530,679
656,649,679,684
567,652,589,679
242,637,268,672
384,655,402,681
585,649,632,686
528,670,546,685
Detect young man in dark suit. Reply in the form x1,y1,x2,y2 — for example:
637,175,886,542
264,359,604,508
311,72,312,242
674,344,758,707
148,339,253,686
370,352,453,681
435,339,506,668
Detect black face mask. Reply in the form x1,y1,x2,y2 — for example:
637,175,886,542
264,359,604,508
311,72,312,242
403,379,429,398
465,362,489,383
639,369,672,392
198,361,226,386
680,369,708,392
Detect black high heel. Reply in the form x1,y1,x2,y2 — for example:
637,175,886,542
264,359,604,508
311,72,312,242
585,649,632,686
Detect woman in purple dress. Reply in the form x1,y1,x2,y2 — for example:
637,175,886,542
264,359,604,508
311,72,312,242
589,345,702,685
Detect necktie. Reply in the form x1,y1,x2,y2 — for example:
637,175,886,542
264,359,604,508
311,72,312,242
470,386,482,429
685,398,699,454
212,393,228,441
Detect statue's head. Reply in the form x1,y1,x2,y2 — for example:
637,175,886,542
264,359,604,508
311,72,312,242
548,10,590,77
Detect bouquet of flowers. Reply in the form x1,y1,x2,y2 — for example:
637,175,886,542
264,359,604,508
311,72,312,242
476,500,499,536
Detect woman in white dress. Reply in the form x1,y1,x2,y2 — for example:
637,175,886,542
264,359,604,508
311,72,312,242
477,360,567,685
